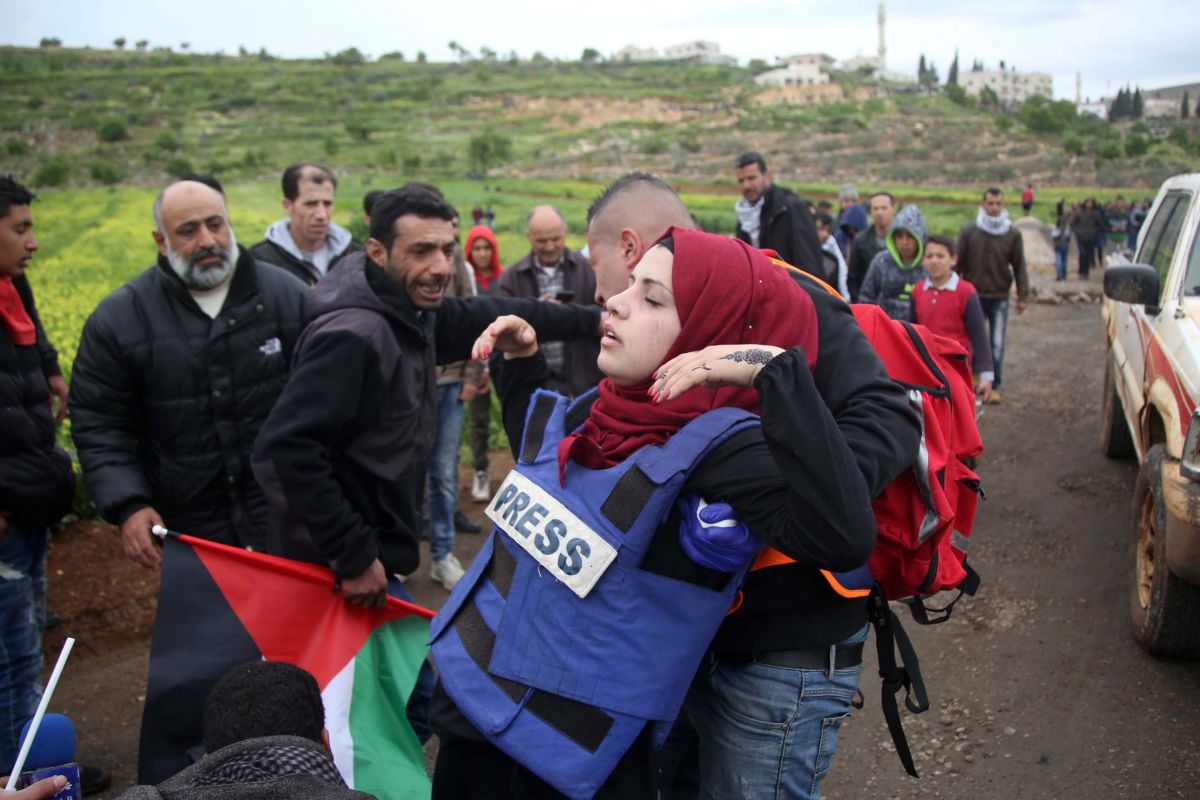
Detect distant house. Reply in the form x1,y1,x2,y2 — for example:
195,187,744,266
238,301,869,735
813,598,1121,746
1142,97,1184,118
837,55,914,84
662,41,736,66
1077,99,1109,120
755,54,833,88
779,53,836,69
961,67,1052,106
613,45,659,62
842,55,882,74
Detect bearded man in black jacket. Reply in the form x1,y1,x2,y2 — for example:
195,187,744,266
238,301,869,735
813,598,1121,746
70,180,307,567
71,179,309,785
733,151,823,275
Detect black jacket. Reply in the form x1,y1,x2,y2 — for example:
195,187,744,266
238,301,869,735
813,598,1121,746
0,277,74,527
847,226,887,303
492,248,603,399
735,183,823,276
499,274,920,652
69,248,307,545
249,238,364,286
14,274,63,380
252,252,602,580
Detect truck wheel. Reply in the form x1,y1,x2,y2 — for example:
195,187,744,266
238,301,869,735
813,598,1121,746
1130,444,1200,657
1101,360,1136,458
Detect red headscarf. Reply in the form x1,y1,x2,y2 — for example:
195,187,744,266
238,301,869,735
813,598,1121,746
464,225,503,292
0,278,35,346
559,227,820,473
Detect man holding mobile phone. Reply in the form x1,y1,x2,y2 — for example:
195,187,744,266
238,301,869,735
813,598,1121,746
493,205,602,398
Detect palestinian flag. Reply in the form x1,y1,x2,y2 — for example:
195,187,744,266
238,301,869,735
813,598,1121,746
138,531,434,799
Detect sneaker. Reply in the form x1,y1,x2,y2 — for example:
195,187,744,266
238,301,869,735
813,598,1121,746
986,389,1002,405
471,470,491,502
454,510,483,534
431,554,465,590
80,764,111,796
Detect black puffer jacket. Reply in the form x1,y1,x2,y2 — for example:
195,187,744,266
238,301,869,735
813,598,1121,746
69,248,306,546
0,277,73,527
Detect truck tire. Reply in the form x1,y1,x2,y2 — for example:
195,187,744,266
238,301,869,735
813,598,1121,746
1130,444,1200,657
1101,360,1136,459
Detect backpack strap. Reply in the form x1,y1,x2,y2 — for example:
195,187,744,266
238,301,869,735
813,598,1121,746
868,583,929,779
906,559,982,625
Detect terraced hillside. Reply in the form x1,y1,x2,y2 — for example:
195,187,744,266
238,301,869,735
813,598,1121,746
2,46,1197,190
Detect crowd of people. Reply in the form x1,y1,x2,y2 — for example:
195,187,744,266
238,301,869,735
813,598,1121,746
1051,194,1152,280
0,152,1044,798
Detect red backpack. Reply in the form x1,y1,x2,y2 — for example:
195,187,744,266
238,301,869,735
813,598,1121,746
763,260,986,777
759,260,986,613
851,303,984,616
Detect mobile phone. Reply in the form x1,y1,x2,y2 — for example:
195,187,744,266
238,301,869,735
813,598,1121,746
553,290,575,303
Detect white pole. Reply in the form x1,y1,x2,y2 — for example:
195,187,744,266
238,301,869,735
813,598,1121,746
4,637,75,792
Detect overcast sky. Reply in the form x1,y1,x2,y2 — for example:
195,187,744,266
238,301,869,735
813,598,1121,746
3,0,1195,103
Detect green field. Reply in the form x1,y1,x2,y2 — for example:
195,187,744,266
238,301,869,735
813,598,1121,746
25,176,1143,387
20,174,1152,516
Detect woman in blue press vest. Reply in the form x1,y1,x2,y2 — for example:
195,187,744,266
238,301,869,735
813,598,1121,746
429,227,917,799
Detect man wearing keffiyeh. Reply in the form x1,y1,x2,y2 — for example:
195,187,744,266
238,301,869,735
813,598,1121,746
955,187,1030,405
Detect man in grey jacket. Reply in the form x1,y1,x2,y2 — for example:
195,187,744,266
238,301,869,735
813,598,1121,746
249,163,363,285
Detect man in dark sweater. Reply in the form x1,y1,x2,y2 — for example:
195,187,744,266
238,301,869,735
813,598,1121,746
253,186,602,607
249,163,363,285
847,190,897,302
733,151,823,275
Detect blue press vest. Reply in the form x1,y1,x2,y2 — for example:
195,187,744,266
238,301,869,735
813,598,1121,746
430,390,759,800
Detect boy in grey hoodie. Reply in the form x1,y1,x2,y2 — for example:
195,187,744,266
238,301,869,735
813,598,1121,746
859,204,927,322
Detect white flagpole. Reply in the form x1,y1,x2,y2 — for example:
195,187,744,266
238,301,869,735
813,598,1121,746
4,637,75,792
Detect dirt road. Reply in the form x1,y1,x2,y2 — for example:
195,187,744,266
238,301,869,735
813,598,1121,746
823,283,1200,799
40,265,1200,799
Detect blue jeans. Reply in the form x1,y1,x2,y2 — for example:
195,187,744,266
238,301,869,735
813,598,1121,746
977,296,1010,391
0,521,48,768
428,383,466,562
1055,249,1067,280
683,637,865,799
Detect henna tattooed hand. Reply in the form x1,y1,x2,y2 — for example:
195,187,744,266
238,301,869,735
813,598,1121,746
649,344,784,402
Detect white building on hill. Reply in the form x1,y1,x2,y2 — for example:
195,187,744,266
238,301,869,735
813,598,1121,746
961,67,1052,106
1077,99,1108,119
663,41,736,66
755,54,833,87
